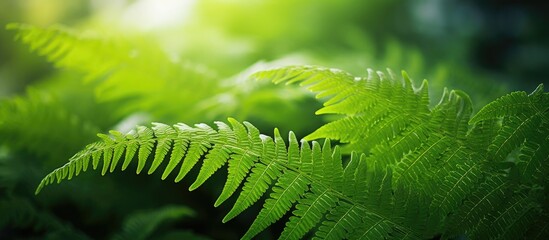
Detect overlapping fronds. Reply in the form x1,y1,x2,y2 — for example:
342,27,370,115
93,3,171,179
36,118,430,239
253,66,548,238
252,67,472,179
470,84,549,162
443,83,549,239
36,66,548,239
7,24,322,132
469,193,542,240
469,84,548,186
252,66,431,155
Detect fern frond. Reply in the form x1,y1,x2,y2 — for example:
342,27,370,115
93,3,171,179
35,64,548,239
279,188,338,240
469,84,548,163
7,23,219,122
470,84,548,123
392,134,452,185
254,66,477,193
468,193,542,240
255,65,548,239
465,119,500,155
517,135,549,185
445,174,512,237
488,115,542,161
314,202,363,239
252,66,477,179
37,119,423,239
6,23,130,76
241,170,310,239
253,66,430,155
430,157,482,218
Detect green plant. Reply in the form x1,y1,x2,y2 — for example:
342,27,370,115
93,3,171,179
35,66,548,239
2,0,546,238
5,24,323,136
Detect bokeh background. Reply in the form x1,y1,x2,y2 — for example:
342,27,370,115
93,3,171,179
2,0,548,97
1,0,547,239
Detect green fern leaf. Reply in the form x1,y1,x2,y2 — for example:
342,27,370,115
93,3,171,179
517,135,549,185
35,65,548,239
222,153,282,223
445,174,512,237
37,118,417,239
253,66,430,155
215,120,262,207
148,123,176,174
110,131,126,172
122,133,139,171
467,84,549,166
430,156,482,218
469,194,541,240
314,202,363,239
341,152,360,197
348,216,394,239
6,23,116,71
136,126,155,174
392,183,435,237
242,170,310,239
7,23,219,122
254,65,548,239
161,137,189,180
393,134,452,185
470,84,548,123
174,123,215,183
279,188,338,240
489,115,542,162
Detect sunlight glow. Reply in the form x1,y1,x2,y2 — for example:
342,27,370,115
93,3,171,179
92,0,196,30
122,0,196,30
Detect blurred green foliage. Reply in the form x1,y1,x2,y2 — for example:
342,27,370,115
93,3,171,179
0,0,547,239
